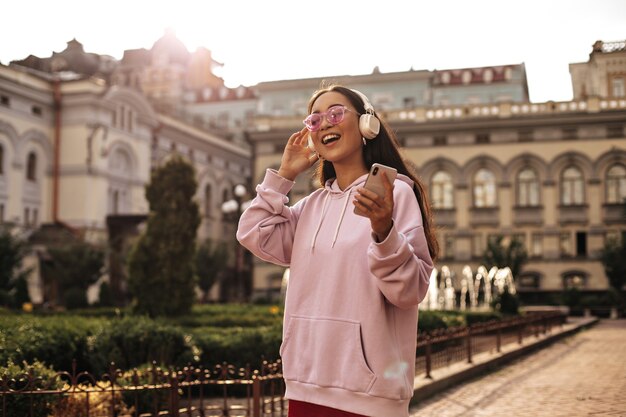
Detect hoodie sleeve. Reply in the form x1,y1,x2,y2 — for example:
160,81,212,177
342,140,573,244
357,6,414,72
236,169,303,267
367,181,434,309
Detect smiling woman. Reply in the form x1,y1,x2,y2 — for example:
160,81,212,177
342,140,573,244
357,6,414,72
236,85,438,417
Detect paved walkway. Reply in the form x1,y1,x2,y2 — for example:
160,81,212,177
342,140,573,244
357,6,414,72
410,319,626,417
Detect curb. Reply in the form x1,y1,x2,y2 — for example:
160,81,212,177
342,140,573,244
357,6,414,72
410,317,599,405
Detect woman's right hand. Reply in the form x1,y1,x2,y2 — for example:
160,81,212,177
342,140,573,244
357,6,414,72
277,127,319,181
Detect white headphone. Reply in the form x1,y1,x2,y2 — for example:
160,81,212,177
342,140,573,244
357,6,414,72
351,89,380,140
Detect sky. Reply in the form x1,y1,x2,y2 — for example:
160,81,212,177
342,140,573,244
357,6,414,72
1,0,625,103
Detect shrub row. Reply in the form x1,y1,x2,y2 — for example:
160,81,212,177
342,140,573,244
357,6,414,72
1,306,504,376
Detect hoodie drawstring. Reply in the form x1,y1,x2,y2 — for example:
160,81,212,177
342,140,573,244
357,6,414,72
310,191,330,251
332,192,351,248
310,190,352,251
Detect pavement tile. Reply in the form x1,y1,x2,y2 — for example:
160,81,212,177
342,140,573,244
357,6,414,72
410,320,626,417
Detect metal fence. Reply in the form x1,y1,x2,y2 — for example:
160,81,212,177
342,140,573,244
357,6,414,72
1,360,286,417
414,311,566,378
2,312,565,417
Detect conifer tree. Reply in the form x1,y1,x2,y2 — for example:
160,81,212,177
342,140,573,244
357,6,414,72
128,156,200,317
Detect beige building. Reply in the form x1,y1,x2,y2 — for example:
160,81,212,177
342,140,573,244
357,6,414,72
0,38,250,305
2,35,623,305
245,41,626,302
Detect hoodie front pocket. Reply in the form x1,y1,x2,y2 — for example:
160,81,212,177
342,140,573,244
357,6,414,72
280,316,376,393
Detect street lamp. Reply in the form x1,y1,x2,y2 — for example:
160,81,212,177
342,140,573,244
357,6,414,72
221,184,250,302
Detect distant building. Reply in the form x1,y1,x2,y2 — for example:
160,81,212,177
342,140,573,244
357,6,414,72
244,41,626,302
570,39,626,100
2,33,624,305
0,35,250,305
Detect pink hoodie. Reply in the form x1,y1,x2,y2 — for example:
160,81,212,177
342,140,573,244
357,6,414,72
237,168,433,417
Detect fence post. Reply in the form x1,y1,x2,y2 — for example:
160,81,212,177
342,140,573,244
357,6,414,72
424,337,432,379
169,373,179,417
252,372,261,417
496,324,501,353
466,327,473,364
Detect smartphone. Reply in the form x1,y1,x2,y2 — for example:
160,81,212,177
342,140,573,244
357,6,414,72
354,163,397,215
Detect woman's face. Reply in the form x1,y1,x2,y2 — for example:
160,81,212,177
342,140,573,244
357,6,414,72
308,91,365,168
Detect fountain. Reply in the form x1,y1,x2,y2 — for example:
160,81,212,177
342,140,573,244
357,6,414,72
420,264,517,311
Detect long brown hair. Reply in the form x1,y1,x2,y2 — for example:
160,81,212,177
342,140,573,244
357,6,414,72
307,84,439,261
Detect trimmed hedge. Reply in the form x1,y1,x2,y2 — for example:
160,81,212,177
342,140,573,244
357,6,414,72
1,305,508,374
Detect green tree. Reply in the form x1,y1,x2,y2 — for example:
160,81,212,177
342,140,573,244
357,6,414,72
482,235,528,280
43,242,105,309
195,238,229,303
599,236,626,299
128,156,200,317
0,228,32,308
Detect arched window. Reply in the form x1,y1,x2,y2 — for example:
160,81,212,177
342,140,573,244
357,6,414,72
0,144,4,174
473,168,496,207
204,184,212,217
517,168,540,206
431,171,454,209
606,164,626,204
26,152,37,181
222,188,230,203
562,271,587,290
561,166,584,205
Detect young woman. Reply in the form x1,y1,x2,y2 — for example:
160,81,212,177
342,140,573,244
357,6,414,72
237,85,438,417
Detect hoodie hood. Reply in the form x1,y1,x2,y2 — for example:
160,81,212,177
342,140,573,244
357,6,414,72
310,173,414,250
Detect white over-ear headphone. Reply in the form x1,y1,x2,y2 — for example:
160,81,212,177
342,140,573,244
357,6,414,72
351,89,380,140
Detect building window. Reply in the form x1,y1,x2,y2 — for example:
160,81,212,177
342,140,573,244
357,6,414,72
611,77,625,98
0,95,9,106
204,184,212,218
444,234,455,259
606,164,626,204
562,128,578,140
475,134,490,144
607,125,623,138
31,106,43,117
531,234,543,258
517,272,541,289
560,232,572,257
576,231,587,257
0,203,4,223
433,136,447,146
517,168,540,207
431,171,454,209
24,208,30,227
560,166,584,205
0,145,4,174
518,130,533,142
472,234,483,258
473,168,497,207
26,152,37,181
562,272,586,290
403,97,415,108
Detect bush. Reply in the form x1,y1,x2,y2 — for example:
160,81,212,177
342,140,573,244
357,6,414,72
192,325,282,369
88,316,195,375
491,287,520,315
0,315,101,373
0,359,63,416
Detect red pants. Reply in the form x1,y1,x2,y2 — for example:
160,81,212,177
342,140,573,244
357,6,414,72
288,399,367,417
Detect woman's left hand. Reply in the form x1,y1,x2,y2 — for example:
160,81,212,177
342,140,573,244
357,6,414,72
353,172,394,242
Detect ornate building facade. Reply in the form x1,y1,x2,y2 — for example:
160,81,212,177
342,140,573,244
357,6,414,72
0,36,251,304
2,34,623,304
243,41,625,302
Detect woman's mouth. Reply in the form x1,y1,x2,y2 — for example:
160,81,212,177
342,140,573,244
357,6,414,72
321,134,340,145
